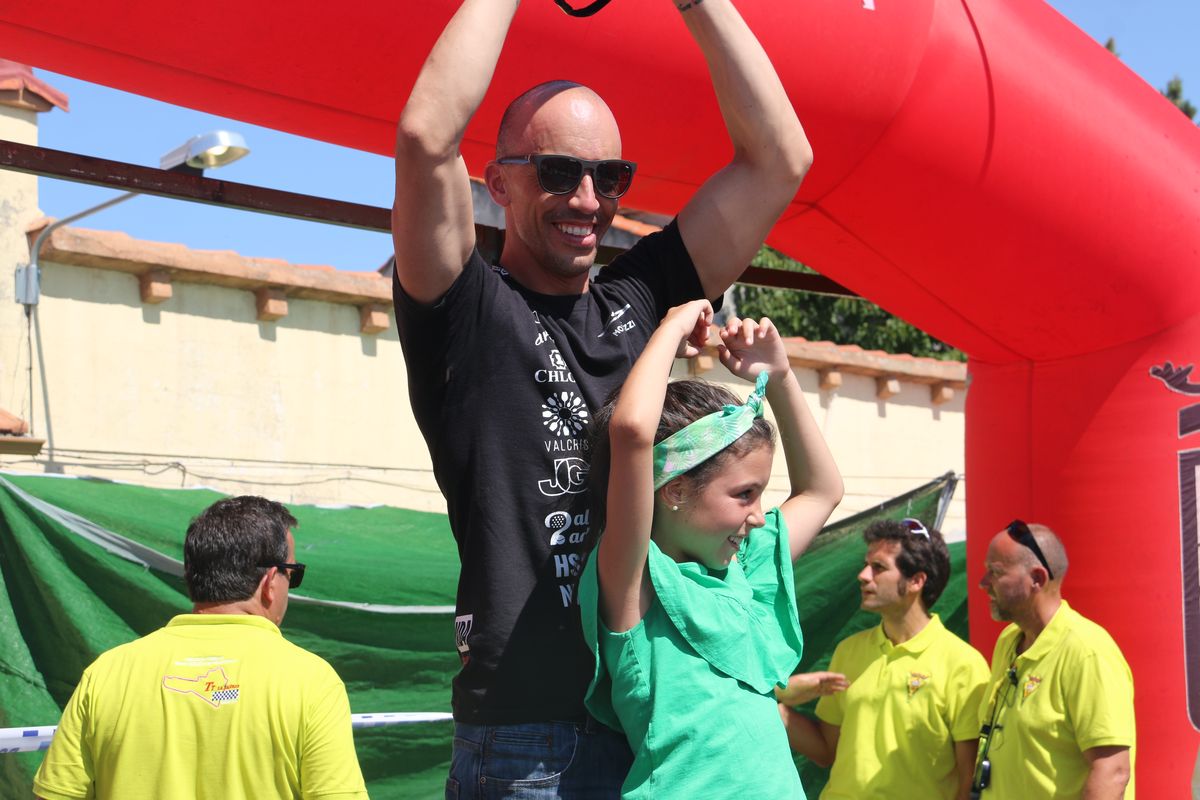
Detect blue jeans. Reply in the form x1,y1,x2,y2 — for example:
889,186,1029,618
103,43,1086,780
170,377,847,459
446,717,633,799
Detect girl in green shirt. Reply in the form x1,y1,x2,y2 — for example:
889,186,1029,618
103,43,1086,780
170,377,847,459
580,300,844,799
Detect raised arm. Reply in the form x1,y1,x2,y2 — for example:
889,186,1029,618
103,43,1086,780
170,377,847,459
673,0,812,298
393,0,520,304
719,318,843,560
598,300,714,632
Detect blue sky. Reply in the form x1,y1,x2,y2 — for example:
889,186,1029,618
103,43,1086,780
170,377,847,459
29,0,1200,274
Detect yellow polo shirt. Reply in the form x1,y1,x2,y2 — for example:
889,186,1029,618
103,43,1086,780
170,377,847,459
33,614,368,800
980,601,1135,799
816,614,989,800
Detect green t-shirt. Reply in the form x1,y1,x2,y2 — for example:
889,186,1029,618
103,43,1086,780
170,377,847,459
580,508,805,799
979,601,1136,799
34,614,368,800
816,615,989,799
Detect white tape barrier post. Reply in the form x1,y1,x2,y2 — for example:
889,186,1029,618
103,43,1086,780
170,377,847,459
0,712,453,754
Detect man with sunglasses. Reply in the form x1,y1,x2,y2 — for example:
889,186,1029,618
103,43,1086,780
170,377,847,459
33,496,367,800
780,518,989,799
391,0,811,797
974,521,1135,799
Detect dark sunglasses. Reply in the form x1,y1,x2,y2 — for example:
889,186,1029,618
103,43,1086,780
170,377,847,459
1006,519,1054,580
259,561,305,589
971,664,1019,797
900,517,930,540
496,153,637,199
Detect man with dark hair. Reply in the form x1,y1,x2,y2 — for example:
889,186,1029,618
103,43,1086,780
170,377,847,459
33,496,368,800
781,518,988,800
393,0,812,796
973,521,1134,799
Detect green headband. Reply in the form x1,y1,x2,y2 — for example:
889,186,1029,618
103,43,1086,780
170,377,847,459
652,372,769,490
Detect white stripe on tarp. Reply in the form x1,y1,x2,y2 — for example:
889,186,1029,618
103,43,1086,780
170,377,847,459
0,476,454,615
0,712,453,753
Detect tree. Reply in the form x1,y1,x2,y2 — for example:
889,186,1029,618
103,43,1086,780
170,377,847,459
1106,38,1196,122
1162,75,1198,121
731,247,965,361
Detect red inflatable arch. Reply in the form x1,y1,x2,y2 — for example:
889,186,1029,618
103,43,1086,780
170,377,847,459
3,0,1199,790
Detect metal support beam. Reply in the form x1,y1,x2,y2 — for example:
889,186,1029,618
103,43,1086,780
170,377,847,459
0,138,390,231
0,139,858,297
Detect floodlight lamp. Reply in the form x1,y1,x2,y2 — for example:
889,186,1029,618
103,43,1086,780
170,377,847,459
159,130,249,172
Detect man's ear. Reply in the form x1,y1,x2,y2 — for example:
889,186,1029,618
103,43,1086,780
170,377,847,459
258,567,279,607
484,162,511,207
1030,564,1051,589
907,571,928,600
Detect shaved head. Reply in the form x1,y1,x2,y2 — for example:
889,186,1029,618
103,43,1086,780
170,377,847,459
1025,523,1069,580
496,81,620,158
981,521,1069,625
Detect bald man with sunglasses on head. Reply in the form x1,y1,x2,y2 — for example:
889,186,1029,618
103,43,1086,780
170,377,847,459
972,521,1135,799
391,0,811,796
33,496,367,800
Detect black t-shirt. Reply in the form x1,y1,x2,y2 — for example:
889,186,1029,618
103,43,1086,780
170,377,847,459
394,221,708,724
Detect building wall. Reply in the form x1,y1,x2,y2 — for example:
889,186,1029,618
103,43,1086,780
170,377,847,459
12,259,441,511
0,105,40,428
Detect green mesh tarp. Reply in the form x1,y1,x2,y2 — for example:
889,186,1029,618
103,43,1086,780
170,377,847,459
0,471,963,799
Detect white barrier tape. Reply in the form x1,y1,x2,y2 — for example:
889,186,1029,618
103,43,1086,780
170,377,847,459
0,712,453,754
351,711,454,728
0,725,56,754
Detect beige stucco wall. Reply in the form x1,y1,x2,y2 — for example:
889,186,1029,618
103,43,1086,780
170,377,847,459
0,105,40,424
7,259,441,510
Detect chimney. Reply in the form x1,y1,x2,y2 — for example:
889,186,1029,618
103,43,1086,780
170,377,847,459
0,60,69,113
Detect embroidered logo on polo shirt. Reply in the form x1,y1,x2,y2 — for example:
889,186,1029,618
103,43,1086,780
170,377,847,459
1023,675,1042,698
162,666,240,708
907,671,930,697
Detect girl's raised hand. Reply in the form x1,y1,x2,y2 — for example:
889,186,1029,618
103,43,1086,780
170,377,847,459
660,299,714,358
718,317,789,382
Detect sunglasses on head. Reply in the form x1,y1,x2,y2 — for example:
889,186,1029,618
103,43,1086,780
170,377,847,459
260,561,305,589
900,518,930,540
496,153,637,199
1006,519,1053,580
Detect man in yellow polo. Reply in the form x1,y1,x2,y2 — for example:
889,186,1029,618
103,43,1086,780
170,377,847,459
33,496,368,800
780,518,989,799
973,521,1135,799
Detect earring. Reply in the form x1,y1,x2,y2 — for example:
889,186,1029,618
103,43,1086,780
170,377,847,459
671,505,679,512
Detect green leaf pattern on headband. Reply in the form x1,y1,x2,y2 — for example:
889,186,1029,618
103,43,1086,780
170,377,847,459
652,372,769,489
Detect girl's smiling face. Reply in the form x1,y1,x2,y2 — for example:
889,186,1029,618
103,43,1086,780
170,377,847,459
654,443,774,570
